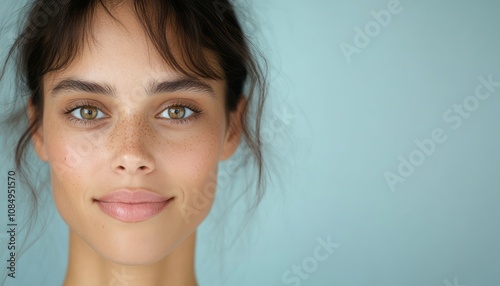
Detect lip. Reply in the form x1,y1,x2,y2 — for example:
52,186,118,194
94,189,173,223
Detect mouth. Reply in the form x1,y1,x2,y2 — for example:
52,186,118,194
93,189,174,223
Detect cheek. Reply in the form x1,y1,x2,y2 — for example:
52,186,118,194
161,126,225,223
45,129,106,219
46,130,105,180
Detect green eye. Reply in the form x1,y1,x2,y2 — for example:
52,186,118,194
81,106,98,119
160,106,194,119
71,106,106,120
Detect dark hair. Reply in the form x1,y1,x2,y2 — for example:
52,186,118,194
1,0,268,218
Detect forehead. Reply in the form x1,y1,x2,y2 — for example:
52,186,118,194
89,2,157,56
44,2,222,90
65,4,171,77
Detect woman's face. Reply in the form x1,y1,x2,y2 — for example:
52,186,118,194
31,5,241,264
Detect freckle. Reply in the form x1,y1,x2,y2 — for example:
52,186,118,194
106,114,160,151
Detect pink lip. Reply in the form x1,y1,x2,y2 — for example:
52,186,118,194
95,189,173,223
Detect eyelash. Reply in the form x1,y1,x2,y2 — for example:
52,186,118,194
63,100,203,127
63,100,105,128
156,102,203,126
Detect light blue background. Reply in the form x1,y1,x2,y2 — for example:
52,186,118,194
1,0,500,285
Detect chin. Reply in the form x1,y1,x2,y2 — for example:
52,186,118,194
84,227,181,266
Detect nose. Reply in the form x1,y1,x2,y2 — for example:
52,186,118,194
110,118,155,175
115,155,154,175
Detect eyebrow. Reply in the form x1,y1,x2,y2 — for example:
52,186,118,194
51,79,115,97
148,78,215,97
50,77,216,98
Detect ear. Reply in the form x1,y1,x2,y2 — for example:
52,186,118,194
28,100,48,162
219,97,246,161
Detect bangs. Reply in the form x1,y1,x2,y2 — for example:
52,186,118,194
23,0,241,88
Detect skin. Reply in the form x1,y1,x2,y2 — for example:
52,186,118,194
30,3,243,286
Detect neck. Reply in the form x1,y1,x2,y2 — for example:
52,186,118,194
63,231,198,286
